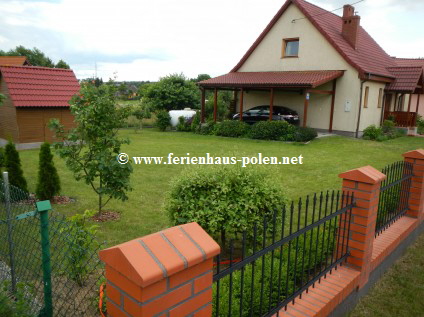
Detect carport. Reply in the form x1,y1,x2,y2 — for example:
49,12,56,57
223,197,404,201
197,70,344,131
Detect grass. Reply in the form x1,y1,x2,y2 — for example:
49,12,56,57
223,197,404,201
348,232,424,316
17,129,424,247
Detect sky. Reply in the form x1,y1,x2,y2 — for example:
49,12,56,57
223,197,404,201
1,0,423,81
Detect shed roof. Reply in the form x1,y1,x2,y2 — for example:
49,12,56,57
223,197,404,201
0,56,30,66
0,65,80,108
386,67,423,92
198,70,344,89
231,0,396,79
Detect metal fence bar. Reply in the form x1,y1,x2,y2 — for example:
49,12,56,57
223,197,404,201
375,161,413,236
212,191,355,317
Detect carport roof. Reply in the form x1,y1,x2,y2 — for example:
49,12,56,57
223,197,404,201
386,67,423,93
198,70,344,89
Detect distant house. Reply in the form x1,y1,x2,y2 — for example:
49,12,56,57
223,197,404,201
0,64,80,144
198,0,424,137
0,56,31,66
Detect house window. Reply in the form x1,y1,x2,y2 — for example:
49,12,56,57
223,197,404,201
282,38,299,57
377,88,383,108
363,86,369,108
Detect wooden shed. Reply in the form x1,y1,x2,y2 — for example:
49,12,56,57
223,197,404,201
0,65,80,143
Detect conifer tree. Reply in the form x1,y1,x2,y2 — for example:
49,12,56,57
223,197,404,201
4,141,27,192
36,142,61,200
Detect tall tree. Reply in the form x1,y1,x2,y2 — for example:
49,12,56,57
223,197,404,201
49,81,133,214
0,45,70,68
36,142,61,200
143,73,199,111
4,141,27,192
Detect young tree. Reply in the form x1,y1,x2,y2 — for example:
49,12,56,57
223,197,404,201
4,141,27,192
143,73,198,111
132,103,152,132
49,82,133,214
36,142,61,200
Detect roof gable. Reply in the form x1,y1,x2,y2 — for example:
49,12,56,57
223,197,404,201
0,65,80,108
231,0,396,78
0,56,30,66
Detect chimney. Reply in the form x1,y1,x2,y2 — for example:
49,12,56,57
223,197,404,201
342,4,360,49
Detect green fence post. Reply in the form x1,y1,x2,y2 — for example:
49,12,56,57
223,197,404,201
37,200,53,317
2,172,16,293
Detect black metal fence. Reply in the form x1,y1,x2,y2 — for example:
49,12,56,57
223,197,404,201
375,161,413,236
212,191,355,317
0,176,104,317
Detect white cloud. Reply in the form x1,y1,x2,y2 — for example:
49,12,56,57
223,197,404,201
1,0,423,80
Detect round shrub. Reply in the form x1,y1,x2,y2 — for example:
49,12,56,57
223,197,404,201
165,165,287,245
250,121,296,140
197,121,216,135
293,126,318,142
176,116,191,132
155,110,171,131
362,125,382,140
214,120,250,138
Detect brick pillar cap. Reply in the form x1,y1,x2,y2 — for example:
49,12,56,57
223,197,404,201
338,165,386,184
403,149,424,160
99,222,220,288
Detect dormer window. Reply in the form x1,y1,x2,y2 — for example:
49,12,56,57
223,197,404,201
282,38,299,58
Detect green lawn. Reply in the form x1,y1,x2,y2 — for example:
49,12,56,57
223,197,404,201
18,129,423,247
348,231,424,316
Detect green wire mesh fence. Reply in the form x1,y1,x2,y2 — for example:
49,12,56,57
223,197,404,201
0,174,104,317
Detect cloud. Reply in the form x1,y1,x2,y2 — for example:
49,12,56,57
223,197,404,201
1,0,423,80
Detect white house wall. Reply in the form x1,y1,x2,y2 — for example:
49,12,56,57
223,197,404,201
235,3,385,134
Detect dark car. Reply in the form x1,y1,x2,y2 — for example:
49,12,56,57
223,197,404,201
232,105,299,125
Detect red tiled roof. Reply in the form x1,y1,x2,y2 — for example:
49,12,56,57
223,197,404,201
0,65,80,107
198,70,344,88
386,67,423,92
393,58,424,69
231,0,396,78
0,56,29,66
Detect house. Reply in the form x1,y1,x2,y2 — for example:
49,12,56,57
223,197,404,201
198,0,424,137
0,64,80,144
0,56,31,66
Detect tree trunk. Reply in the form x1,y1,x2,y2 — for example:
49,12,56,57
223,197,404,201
221,230,226,251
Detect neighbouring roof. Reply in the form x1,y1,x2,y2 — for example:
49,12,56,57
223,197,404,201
393,58,424,69
386,67,423,92
0,56,30,66
0,65,80,107
231,0,396,79
198,70,344,88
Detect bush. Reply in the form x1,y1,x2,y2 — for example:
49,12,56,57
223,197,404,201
214,120,250,138
176,116,192,132
250,121,296,141
36,142,61,200
60,210,100,286
165,165,287,246
0,281,34,317
4,141,27,192
293,126,318,142
197,121,216,135
190,111,201,132
363,120,404,141
363,125,382,140
155,110,171,131
417,115,424,135
0,147,4,171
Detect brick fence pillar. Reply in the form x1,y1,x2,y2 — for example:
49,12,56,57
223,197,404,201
403,149,424,220
338,166,386,288
100,222,220,317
